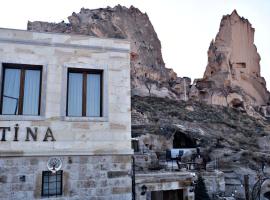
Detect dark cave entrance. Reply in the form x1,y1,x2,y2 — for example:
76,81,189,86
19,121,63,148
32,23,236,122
173,132,196,148
264,192,270,200
150,189,184,200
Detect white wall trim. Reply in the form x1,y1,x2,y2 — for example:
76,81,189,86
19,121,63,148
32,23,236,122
0,38,129,53
0,150,134,157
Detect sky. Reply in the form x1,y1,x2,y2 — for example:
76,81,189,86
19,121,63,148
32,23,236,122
0,0,269,86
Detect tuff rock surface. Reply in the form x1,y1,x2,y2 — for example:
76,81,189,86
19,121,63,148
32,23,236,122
28,7,270,113
132,95,270,198
27,5,190,100
190,10,270,111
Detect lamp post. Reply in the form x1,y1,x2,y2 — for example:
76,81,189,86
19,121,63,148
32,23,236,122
132,156,136,200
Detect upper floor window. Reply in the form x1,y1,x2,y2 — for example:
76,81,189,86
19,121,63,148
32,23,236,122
67,68,102,117
0,63,42,115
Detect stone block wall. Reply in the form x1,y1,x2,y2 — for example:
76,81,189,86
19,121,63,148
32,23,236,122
0,29,132,199
0,28,131,157
0,155,132,200
135,172,195,200
201,171,225,198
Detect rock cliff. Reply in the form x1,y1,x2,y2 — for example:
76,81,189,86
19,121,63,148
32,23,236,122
191,10,270,110
28,7,270,111
27,5,190,100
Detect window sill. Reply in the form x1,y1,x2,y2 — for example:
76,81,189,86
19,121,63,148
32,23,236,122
0,115,45,121
62,116,108,122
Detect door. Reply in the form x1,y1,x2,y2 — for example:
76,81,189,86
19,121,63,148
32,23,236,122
151,189,184,200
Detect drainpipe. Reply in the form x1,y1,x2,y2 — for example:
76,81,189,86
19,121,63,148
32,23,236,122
132,155,136,200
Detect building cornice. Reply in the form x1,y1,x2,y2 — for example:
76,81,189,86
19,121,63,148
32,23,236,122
0,38,129,53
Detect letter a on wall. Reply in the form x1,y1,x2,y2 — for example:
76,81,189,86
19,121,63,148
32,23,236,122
43,128,56,141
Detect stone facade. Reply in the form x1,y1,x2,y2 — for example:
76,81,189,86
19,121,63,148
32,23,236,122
0,28,132,199
0,28,131,156
0,155,131,200
135,172,195,200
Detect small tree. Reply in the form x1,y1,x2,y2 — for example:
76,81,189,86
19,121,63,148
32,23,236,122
144,78,154,96
194,175,211,200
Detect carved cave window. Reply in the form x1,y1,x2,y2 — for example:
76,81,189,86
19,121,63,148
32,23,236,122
42,170,63,197
234,62,246,68
0,63,42,115
66,68,103,117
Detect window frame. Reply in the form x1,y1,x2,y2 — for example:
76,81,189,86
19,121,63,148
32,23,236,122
41,170,63,197
0,63,42,116
66,68,103,117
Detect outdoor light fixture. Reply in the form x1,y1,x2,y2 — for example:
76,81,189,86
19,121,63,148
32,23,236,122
19,175,26,182
189,180,197,193
141,185,147,195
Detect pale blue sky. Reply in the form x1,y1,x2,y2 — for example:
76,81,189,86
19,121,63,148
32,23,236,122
0,0,269,87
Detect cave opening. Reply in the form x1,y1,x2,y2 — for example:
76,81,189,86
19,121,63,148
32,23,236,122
173,132,196,148
264,191,270,200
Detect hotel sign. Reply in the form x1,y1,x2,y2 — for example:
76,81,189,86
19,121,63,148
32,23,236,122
0,124,55,142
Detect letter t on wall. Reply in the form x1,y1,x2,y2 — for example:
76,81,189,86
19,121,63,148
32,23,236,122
0,127,11,141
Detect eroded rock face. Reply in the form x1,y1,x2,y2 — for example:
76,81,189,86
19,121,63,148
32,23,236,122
28,6,270,114
132,95,270,198
192,10,270,108
27,5,190,100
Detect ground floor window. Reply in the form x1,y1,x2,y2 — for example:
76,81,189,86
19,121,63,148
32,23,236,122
42,170,63,197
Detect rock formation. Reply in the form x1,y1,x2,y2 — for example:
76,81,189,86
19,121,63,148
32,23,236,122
27,5,190,100
28,7,270,113
190,10,270,110
132,95,270,198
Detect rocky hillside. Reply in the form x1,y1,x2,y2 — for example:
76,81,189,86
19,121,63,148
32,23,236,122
28,5,190,100
190,10,270,110
132,95,270,197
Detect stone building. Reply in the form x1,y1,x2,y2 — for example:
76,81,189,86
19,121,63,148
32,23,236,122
135,171,195,200
0,28,132,199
